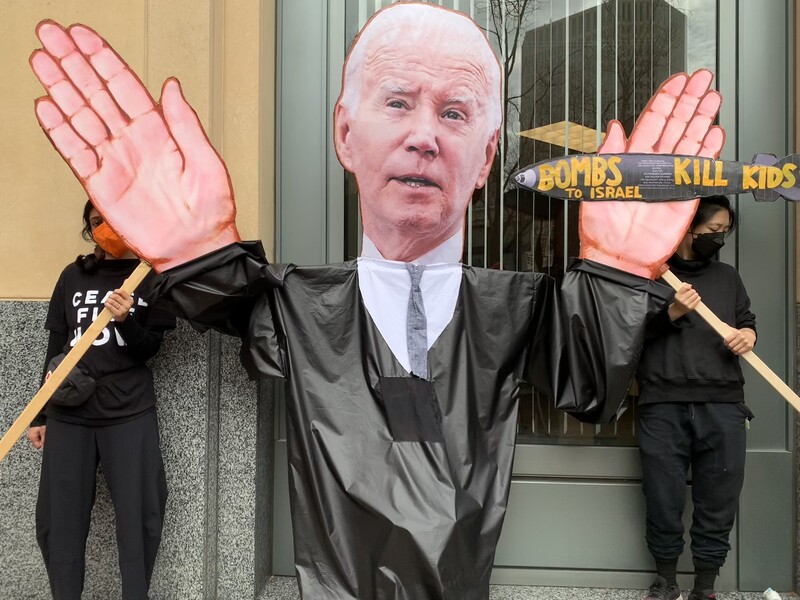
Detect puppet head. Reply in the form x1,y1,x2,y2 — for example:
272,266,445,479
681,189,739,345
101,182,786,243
334,3,502,263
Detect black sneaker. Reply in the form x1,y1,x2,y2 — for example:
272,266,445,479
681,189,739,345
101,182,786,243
645,576,683,600
687,591,716,600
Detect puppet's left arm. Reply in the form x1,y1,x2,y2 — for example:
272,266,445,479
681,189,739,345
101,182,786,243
527,260,672,423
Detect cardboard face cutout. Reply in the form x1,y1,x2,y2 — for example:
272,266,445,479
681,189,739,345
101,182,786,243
333,3,502,264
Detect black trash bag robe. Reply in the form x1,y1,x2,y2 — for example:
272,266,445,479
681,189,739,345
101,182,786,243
152,241,671,600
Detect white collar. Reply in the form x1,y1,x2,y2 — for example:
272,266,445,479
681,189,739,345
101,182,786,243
355,258,462,374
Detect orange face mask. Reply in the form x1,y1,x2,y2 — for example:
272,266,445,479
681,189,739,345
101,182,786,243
92,222,129,258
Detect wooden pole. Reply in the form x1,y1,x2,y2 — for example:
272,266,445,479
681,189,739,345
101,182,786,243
661,269,800,413
0,261,152,463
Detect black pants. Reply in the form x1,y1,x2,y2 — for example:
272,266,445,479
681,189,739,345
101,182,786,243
36,410,167,600
638,402,747,567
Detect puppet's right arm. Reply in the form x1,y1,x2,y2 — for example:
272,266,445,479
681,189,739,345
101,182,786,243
151,241,288,379
528,70,725,423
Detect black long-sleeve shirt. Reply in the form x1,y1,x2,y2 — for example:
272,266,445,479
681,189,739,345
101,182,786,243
32,258,175,426
637,254,757,404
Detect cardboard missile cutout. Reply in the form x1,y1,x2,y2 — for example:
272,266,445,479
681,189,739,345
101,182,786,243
514,153,800,202
14,2,793,597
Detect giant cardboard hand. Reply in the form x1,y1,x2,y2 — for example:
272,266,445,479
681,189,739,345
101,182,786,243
31,21,239,272
579,70,725,279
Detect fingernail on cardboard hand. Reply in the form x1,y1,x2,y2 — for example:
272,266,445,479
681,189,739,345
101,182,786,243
28,4,761,598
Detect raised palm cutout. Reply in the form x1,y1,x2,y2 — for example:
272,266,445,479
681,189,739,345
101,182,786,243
31,20,240,272
579,69,725,279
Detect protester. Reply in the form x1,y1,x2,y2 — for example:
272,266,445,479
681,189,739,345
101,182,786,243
638,195,756,600
27,201,175,600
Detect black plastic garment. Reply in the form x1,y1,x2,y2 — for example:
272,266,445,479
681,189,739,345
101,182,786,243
152,241,671,599
543,258,675,422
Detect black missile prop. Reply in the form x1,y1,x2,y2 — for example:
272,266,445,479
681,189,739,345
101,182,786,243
513,153,800,202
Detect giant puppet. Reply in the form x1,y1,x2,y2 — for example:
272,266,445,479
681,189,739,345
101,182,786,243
29,3,729,598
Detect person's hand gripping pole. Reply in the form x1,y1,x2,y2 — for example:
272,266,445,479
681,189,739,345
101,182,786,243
0,261,151,463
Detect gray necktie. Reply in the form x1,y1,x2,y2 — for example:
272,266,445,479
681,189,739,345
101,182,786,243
406,263,427,379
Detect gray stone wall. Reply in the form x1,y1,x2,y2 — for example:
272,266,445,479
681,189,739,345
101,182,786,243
0,301,271,599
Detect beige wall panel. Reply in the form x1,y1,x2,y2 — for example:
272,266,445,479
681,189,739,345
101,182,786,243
145,0,212,125
146,0,274,254
260,0,277,259
222,0,262,243
1,1,147,299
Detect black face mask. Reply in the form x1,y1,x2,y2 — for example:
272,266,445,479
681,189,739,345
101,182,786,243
691,231,726,260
